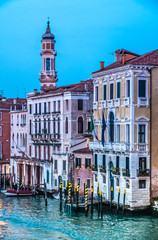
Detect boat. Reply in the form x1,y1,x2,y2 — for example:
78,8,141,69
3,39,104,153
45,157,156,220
52,193,59,200
2,189,34,197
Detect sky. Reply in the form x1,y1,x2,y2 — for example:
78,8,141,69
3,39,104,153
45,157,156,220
0,0,158,98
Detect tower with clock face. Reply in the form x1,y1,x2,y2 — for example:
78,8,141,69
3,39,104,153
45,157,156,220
40,20,57,92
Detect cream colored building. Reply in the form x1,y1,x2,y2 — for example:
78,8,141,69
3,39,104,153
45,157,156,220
90,49,158,209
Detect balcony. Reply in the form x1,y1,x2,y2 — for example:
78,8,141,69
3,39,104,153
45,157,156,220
107,100,113,108
137,169,150,177
137,143,147,151
112,167,120,175
114,99,120,107
138,97,149,107
54,169,58,174
100,168,106,173
62,170,66,175
101,100,106,109
122,169,130,177
92,165,98,172
42,112,51,115
93,102,98,110
33,113,41,116
52,111,61,114
124,97,130,106
89,141,127,152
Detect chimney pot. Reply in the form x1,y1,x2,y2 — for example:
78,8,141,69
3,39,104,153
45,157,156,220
100,61,104,70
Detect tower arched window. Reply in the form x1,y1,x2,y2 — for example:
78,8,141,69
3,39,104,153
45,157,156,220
109,112,114,142
65,117,68,134
78,117,83,134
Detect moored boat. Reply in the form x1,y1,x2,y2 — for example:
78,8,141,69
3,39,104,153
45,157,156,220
3,190,34,197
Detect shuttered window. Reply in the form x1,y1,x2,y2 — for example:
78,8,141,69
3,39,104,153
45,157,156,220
139,80,146,97
76,158,81,168
117,82,121,98
103,85,107,100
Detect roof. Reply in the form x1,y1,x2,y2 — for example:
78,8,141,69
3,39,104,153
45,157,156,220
92,49,158,74
0,98,26,110
42,21,55,40
29,79,93,98
115,48,139,56
73,147,93,154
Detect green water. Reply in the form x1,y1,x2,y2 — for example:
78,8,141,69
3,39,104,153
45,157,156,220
0,194,158,240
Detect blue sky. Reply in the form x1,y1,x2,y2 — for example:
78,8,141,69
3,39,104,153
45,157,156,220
0,0,158,98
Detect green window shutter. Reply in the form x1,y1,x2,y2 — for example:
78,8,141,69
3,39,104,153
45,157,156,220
47,170,49,184
104,85,107,100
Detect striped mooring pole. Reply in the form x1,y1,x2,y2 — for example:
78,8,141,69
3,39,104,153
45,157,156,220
117,188,120,213
68,181,72,204
17,176,20,198
85,185,88,216
44,179,47,207
91,183,93,215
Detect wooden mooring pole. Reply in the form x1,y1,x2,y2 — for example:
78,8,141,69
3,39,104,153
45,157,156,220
44,179,47,207
110,187,113,209
91,183,93,215
98,190,100,217
117,188,120,213
60,180,62,211
123,189,126,213
100,191,103,219
0,174,1,189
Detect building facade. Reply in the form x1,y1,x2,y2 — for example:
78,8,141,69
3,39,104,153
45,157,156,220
90,49,158,209
10,101,28,185
11,21,93,191
73,147,93,196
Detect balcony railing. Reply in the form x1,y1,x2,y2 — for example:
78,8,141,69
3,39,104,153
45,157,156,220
137,143,147,151
138,97,149,107
114,99,120,107
137,169,150,177
93,102,98,110
100,168,106,173
107,100,113,108
122,169,130,177
124,97,130,106
54,169,58,174
89,141,127,152
92,166,98,172
52,111,61,114
42,112,51,115
31,133,61,141
112,168,120,175
101,100,106,109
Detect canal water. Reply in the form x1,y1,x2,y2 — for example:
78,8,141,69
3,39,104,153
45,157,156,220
0,194,158,240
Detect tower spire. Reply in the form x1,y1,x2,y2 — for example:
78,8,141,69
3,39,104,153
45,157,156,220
46,17,51,34
40,20,57,92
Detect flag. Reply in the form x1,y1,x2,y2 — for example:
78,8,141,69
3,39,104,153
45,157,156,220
101,112,106,147
90,113,99,141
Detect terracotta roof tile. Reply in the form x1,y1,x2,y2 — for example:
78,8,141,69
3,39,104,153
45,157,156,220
92,49,158,74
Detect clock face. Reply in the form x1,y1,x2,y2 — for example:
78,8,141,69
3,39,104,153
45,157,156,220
46,58,50,71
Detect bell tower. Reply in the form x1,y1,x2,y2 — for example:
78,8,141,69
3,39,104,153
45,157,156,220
40,20,57,92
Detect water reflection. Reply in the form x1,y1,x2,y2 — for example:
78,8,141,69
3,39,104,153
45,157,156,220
0,194,157,239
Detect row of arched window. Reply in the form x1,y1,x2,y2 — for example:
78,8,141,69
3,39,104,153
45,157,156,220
11,133,27,148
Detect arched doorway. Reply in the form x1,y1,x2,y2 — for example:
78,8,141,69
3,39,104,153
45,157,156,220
109,161,114,200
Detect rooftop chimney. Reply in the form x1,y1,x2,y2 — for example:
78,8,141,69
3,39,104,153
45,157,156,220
100,61,104,70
